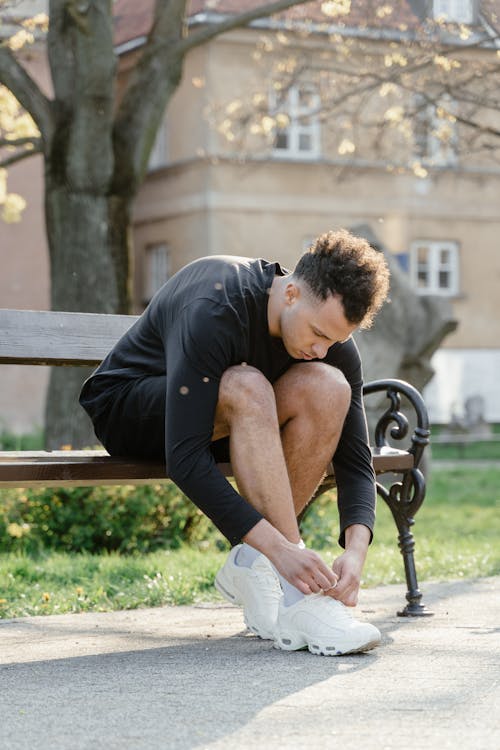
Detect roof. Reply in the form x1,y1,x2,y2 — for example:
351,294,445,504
113,0,421,48
113,0,155,45
112,0,500,49
187,0,421,26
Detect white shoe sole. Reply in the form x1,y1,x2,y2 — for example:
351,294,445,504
274,631,381,656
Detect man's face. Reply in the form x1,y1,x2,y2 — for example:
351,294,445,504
279,283,357,360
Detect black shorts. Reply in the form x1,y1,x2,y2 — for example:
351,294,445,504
92,375,230,464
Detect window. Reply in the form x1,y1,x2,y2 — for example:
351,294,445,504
148,119,168,171
271,85,321,159
143,243,170,303
409,240,459,296
433,0,476,24
414,96,458,167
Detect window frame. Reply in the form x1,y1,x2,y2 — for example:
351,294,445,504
432,0,476,24
409,239,460,296
414,95,458,167
270,84,321,160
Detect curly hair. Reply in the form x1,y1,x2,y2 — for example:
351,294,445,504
293,229,390,328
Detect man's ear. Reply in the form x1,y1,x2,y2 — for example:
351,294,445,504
285,282,300,305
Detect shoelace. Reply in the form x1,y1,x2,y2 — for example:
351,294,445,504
306,593,357,623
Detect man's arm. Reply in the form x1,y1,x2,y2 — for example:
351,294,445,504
331,523,371,606
327,339,376,546
164,306,264,545
324,339,377,605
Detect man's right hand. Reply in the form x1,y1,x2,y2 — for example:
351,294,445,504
243,518,338,595
270,543,339,595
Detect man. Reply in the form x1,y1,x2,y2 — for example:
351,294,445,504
80,229,390,656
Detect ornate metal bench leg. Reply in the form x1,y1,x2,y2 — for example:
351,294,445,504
396,523,432,617
363,380,433,616
378,468,433,617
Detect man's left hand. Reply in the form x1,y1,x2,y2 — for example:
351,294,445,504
328,549,365,606
325,524,371,607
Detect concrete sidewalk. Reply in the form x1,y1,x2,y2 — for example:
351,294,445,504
1,576,499,750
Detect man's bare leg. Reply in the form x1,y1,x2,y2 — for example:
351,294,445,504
272,362,351,516
215,363,349,524
214,363,381,652
215,365,298,540
272,364,370,607
214,363,349,593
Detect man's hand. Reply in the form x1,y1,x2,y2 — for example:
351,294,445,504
328,549,365,606
270,543,338,596
327,524,371,607
243,518,338,595
243,519,370,601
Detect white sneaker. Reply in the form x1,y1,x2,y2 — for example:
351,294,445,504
274,593,381,656
215,545,283,640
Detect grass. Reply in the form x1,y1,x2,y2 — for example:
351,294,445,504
0,547,225,619
0,465,499,619
0,427,44,451
430,423,500,461
361,465,500,585
430,440,500,461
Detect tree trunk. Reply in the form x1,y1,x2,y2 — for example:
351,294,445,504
44,184,132,450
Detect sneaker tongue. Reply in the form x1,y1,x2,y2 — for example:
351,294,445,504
319,595,355,618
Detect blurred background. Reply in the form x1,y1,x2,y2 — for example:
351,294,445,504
1,0,499,451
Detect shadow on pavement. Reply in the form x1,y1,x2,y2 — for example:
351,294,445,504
0,632,377,750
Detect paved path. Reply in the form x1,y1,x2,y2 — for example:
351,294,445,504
1,577,499,750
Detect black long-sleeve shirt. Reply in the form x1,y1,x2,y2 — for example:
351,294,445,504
80,255,376,546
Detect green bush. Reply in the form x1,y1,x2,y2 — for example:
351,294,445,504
0,483,225,555
0,427,44,451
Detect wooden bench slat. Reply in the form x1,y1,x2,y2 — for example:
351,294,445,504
0,309,138,366
0,447,413,488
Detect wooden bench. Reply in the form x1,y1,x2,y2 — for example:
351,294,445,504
0,308,432,616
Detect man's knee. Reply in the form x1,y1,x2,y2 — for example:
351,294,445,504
218,365,275,418
314,362,351,399
281,362,352,418
308,362,351,409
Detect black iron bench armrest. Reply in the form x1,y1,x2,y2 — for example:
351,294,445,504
363,378,430,470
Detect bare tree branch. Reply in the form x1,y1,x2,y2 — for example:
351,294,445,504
179,0,317,54
0,136,42,148
449,112,500,139
112,0,189,190
47,0,77,105
0,143,42,168
0,46,53,142
113,0,315,190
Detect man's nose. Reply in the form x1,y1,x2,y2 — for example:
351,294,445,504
312,343,328,359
